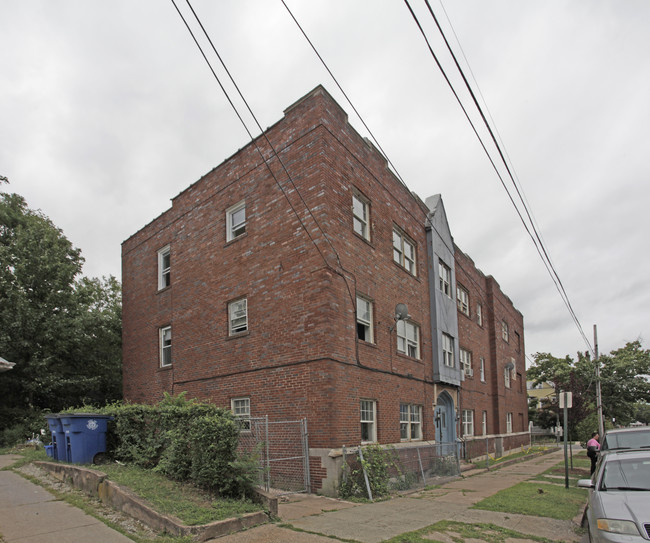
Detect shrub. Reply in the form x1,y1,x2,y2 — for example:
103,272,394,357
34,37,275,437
339,444,402,499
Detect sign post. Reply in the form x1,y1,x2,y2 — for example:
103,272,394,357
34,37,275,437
560,391,572,489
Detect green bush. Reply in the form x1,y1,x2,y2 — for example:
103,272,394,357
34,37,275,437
339,444,402,499
0,407,47,448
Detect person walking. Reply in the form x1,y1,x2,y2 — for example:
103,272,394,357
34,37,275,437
586,431,600,474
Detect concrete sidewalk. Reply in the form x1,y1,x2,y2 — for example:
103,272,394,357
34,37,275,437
0,449,583,543
0,454,134,543
215,449,583,543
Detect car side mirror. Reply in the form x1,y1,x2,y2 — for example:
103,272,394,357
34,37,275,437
577,479,594,489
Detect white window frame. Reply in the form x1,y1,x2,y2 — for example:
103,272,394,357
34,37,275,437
456,285,469,316
397,319,420,359
460,348,473,377
356,295,374,343
506,412,513,433
228,298,248,335
502,320,509,342
504,366,511,388
158,246,170,290
231,397,251,431
482,411,487,435
360,399,377,443
462,409,474,437
392,227,416,275
477,302,483,327
226,200,246,242
442,333,454,367
159,326,172,367
400,403,422,441
438,260,451,297
480,357,486,382
352,192,370,241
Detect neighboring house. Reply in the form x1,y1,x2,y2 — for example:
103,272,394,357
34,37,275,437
122,86,528,494
527,380,556,408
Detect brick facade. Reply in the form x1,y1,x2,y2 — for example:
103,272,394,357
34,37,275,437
454,249,528,454
122,86,528,492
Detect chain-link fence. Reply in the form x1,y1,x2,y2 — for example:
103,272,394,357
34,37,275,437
237,416,310,494
341,442,461,499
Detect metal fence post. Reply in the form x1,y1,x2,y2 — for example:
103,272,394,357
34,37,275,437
302,418,311,493
264,415,270,492
416,446,426,484
357,446,373,501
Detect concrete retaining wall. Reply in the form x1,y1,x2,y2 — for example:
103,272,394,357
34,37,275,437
35,461,274,541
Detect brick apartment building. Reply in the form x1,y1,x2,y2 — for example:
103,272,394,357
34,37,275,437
122,86,528,494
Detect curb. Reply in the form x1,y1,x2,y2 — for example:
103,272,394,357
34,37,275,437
35,461,274,541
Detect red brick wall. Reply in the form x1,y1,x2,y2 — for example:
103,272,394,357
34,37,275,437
455,249,528,439
122,86,525,454
122,87,444,448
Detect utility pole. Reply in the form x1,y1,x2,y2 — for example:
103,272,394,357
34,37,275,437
594,325,604,438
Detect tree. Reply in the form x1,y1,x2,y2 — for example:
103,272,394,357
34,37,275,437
527,340,650,442
0,190,122,444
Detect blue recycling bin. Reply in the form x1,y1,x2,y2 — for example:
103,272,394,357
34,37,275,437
44,414,67,461
60,414,113,464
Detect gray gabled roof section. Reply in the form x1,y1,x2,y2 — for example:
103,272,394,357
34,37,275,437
425,194,462,388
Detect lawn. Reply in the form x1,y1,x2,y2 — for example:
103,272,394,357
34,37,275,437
382,520,553,543
99,463,261,525
473,482,587,520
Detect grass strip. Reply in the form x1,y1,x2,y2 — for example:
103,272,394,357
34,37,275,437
382,520,553,543
99,463,261,525
472,481,587,520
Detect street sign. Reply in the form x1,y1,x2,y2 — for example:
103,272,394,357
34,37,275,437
559,391,573,409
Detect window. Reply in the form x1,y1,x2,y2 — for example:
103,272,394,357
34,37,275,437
502,320,509,342
392,227,416,275
442,333,454,367
159,326,172,367
438,260,451,297
462,409,474,436
226,201,246,241
515,331,521,352
476,303,483,327
158,246,170,290
231,398,251,431
356,295,374,343
352,192,370,240
360,400,377,443
504,366,511,388
480,358,486,382
228,298,248,335
460,348,473,377
506,412,513,433
400,404,422,441
482,411,487,435
396,320,420,358
456,285,469,315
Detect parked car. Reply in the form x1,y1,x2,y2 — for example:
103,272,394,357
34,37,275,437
601,427,650,451
578,449,650,543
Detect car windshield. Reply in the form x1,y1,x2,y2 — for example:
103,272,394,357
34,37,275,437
601,458,650,491
602,431,650,450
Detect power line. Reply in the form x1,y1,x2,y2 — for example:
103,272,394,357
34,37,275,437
405,0,593,354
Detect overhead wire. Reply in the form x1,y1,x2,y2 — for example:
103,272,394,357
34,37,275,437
405,0,593,354
168,0,362,362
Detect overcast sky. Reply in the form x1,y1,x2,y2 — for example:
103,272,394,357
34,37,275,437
2,0,649,363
